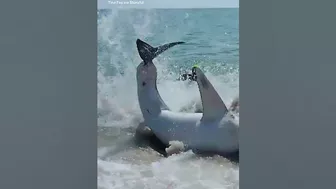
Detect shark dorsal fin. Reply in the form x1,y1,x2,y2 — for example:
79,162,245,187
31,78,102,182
193,66,228,122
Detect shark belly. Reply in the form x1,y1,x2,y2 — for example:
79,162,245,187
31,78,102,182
191,119,239,153
144,110,239,153
144,110,201,146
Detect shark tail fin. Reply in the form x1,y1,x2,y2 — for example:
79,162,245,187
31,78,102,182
136,39,185,63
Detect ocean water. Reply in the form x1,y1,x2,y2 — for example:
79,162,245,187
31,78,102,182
98,8,239,189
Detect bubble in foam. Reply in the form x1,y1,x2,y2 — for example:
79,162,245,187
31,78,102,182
165,141,186,156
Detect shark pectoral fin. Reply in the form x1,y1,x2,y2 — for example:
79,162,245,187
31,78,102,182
136,39,185,63
193,66,228,121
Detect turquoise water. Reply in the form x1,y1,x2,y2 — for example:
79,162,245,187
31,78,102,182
98,8,238,76
98,8,239,189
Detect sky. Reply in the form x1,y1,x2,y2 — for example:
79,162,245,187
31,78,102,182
98,0,239,9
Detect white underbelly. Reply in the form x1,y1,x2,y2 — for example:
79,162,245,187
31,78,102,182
146,110,239,153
